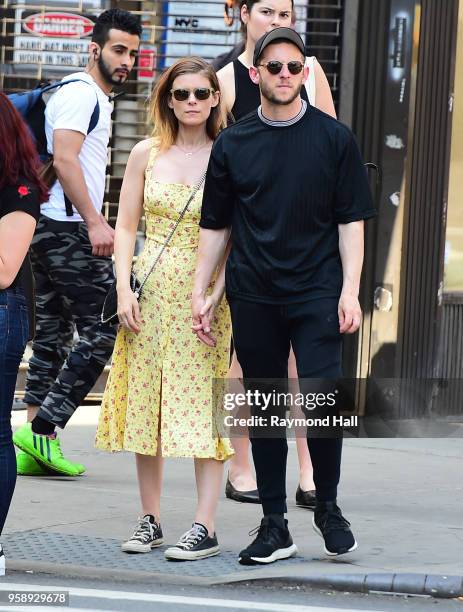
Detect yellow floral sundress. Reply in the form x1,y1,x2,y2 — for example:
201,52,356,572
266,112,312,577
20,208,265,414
95,147,233,460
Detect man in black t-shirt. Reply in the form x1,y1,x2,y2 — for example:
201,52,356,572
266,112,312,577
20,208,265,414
193,28,376,565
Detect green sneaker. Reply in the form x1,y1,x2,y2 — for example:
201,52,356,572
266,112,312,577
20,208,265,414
13,423,85,476
16,451,86,476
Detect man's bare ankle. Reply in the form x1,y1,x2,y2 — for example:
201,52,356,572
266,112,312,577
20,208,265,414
26,405,40,422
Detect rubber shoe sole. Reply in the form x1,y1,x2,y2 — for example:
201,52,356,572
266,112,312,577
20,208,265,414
121,538,164,554
164,545,220,561
239,543,298,565
16,452,86,476
312,516,358,556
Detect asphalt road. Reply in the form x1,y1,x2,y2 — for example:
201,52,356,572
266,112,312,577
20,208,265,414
0,572,461,612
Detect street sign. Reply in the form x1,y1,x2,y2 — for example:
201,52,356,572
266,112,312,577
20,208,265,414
13,10,95,68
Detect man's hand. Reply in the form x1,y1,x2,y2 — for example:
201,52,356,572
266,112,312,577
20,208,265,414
192,293,217,347
87,214,115,257
338,292,362,334
117,287,142,334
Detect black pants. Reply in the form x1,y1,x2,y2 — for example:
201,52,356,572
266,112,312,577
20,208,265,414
229,297,343,515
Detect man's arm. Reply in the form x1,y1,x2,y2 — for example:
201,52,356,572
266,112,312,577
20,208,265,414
53,129,114,257
192,227,230,346
338,220,364,334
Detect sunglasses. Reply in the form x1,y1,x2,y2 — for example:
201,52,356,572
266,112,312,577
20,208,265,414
258,60,304,75
170,88,215,101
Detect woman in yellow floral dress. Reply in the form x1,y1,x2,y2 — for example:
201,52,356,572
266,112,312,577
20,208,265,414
95,57,233,561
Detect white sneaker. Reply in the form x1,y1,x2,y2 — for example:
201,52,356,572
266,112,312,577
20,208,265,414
121,515,164,553
0,544,5,576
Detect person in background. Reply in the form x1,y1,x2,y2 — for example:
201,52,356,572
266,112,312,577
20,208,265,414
13,8,141,477
0,92,49,575
217,0,336,508
95,57,233,561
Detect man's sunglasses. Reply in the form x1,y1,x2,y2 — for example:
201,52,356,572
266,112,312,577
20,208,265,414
170,88,215,101
258,60,304,75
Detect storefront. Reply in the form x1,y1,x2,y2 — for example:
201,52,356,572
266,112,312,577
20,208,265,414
2,0,460,410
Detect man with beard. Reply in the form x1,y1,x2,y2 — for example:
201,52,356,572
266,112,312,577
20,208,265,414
13,9,141,477
193,28,376,563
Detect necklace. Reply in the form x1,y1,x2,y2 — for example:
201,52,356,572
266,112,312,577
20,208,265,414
175,141,210,157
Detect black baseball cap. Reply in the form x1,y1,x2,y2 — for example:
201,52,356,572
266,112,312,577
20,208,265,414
253,27,305,66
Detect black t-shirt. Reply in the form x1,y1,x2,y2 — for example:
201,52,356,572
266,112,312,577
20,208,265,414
200,104,376,304
0,179,40,302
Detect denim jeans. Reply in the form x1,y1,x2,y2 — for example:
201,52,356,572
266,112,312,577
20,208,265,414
0,287,29,535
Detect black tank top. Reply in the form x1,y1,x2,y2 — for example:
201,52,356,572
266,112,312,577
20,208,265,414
230,58,309,121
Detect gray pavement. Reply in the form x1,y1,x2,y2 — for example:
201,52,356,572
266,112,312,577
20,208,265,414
3,407,463,597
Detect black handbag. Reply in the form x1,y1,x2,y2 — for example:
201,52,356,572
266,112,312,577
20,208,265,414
101,171,206,326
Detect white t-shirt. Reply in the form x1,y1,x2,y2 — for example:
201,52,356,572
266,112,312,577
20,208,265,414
41,72,113,222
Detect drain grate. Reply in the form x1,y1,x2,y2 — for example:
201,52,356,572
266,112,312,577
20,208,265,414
3,531,306,578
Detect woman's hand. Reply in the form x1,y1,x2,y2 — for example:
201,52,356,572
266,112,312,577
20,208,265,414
192,293,219,347
117,287,142,333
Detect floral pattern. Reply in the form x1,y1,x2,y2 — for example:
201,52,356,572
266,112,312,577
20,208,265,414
95,147,233,460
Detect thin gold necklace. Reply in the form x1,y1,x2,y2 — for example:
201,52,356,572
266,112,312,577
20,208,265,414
175,141,210,157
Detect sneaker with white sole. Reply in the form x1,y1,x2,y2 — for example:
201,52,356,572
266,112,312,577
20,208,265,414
164,523,220,561
239,514,298,565
0,544,5,576
313,501,358,556
121,515,163,553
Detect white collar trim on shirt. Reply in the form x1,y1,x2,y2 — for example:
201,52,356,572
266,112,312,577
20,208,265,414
258,99,307,127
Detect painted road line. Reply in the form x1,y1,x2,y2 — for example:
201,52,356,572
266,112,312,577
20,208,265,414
0,583,386,612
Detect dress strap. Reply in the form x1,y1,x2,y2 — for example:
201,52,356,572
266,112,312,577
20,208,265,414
147,142,158,169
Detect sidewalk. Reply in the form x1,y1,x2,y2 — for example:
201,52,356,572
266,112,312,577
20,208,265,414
4,406,463,597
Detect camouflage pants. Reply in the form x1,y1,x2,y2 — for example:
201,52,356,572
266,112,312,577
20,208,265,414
24,215,117,428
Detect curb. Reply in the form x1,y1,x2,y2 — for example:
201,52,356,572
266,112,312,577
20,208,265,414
7,560,463,599
241,572,463,599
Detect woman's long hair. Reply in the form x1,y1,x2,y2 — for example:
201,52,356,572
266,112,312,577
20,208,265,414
0,92,48,203
149,57,226,151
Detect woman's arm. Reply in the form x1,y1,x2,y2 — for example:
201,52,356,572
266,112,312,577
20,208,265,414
314,59,337,119
114,139,151,333
0,212,36,289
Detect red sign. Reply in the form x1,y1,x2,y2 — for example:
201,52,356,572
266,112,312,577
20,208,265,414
139,48,156,79
23,13,94,38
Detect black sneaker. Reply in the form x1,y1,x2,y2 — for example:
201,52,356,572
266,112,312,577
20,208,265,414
164,523,220,560
313,501,358,556
121,515,164,553
239,515,298,565
0,543,5,576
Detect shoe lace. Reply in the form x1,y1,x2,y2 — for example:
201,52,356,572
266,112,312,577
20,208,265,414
176,524,206,550
48,434,63,458
319,506,351,534
131,517,155,543
248,520,270,541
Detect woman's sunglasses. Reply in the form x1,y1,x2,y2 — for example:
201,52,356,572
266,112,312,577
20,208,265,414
170,88,215,101
258,60,304,75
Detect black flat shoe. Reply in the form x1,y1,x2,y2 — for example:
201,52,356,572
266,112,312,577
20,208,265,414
225,477,260,504
295,485,316,510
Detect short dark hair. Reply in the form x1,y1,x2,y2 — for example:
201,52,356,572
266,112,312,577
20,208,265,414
92,8,142,46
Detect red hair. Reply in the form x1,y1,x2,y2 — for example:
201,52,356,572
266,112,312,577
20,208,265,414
0,92,49,203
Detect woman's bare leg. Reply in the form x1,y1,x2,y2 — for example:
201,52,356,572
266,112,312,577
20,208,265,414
135,437,164,521
194,458,224,535
289,349,315,491
227,352,257,490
